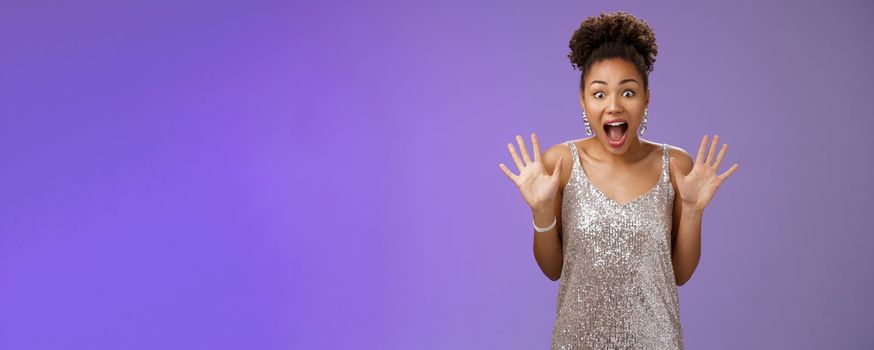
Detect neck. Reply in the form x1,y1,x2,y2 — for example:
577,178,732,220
590,135,649,165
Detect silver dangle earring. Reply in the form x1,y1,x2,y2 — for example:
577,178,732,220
583,111,592,135
639,108,648,135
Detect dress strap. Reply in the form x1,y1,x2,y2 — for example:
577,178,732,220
661,143,670,181
566,140,580,162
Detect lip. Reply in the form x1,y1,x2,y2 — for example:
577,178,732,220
602,118,628,126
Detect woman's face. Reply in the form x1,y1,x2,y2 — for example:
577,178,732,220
580,58,650,155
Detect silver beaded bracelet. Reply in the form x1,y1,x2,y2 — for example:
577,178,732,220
533,216,557,233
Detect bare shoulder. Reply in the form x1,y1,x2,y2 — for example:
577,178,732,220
666,144,693,187
667,144,693,171
542,140,570,164
541,140,574,190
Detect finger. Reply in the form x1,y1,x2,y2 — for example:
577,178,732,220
695,135,708,164
705,135,719,166
507,143,524,172
516,135,532,165
669,157,685,185
718,163,739,181
713,144,728,170
498,163,518,183
531,133,542,163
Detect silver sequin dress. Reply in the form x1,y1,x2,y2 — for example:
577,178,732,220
551,140,684,350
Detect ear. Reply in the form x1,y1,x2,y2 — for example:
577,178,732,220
645,88,651,106
578,90,586,107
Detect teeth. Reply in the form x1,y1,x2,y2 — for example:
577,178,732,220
607,121,626,126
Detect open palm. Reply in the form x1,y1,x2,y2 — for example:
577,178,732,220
499,133,563,212
669,135,739,211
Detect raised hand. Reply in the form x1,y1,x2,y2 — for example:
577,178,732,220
499,133,563,212
669,135,739,212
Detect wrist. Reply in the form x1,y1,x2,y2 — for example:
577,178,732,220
531,205,555,218
532,215,557,233
531,206,556,227
681,203,704,217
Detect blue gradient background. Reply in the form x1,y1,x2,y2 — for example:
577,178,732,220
1,0,872,349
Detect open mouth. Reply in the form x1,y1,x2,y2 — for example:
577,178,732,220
603,120,628,147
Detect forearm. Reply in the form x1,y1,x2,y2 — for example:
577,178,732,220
532,207,563,281
672,206,703,286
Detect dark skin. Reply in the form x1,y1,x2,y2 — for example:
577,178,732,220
499,58,738,285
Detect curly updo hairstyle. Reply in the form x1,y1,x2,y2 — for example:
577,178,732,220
568,11,658,91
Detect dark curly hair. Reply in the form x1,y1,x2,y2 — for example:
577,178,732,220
568,11,658,91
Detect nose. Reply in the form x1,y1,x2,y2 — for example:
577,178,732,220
605,95,623,115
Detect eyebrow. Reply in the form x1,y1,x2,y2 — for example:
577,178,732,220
590,79,640,86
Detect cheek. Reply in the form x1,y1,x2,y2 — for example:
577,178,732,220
628,100,646,116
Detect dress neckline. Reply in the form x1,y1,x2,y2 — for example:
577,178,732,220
568,140,668,207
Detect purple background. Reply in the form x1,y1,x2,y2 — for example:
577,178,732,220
2,0,873,349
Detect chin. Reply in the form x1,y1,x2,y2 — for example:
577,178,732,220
599,135,632,154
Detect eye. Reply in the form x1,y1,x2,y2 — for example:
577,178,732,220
594,92,605,99
623,90,635,97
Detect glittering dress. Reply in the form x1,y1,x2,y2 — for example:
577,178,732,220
551,140,684,350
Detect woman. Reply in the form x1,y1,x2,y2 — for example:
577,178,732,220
498,12,738,349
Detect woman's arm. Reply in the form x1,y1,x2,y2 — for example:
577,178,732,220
498,134,566,282
674,206,703,286
668,149,698,286
532,144,567,281
532,204,563,281
668,135,739,286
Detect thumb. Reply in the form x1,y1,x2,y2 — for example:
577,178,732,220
669,157,684,184
551,156,563,179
